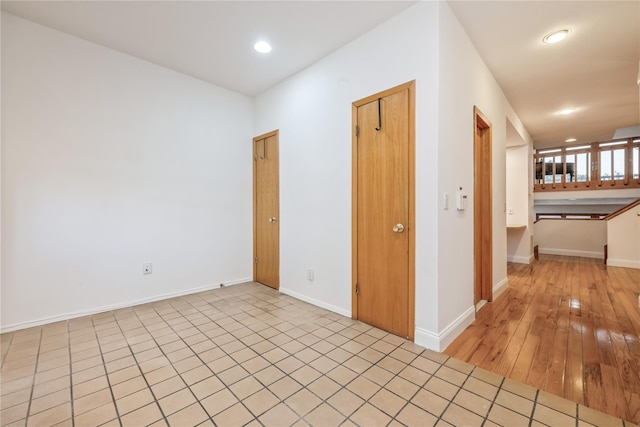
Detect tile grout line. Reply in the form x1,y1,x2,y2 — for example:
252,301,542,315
206,288,330,424
176,291,299,422
181,288,343,424
317,338,412,424
191,288,482,427
529,388,540,427
122,305,187,426
67,321,75,427
387,349,435,426
90,315,125,427
23,327,44,427
182,288,403,425
482,375,506,427
148,294,265,424
0,331,16,368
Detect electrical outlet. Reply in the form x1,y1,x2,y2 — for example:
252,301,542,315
143,262,152,275
307,269,314,281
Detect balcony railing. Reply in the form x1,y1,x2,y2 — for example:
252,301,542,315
534,138,640,192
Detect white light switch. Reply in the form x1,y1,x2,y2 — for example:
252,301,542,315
443,193,449,210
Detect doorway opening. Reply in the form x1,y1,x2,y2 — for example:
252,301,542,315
474,107,493,309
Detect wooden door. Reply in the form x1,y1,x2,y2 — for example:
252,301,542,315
352,82,415,340
474,107,492,306
253,131,279,290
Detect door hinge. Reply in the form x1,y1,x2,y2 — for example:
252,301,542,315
254,256,258,264
355,125,359,137
355,283,359,294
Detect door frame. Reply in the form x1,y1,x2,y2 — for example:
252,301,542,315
351,81,416,340
473,106,492,305
253,129,280,289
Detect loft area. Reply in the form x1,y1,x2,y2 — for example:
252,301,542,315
534,138,640,192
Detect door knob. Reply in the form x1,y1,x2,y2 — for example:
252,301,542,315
268,217,278,223
392,223,405,233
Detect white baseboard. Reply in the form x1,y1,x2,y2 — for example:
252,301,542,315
279,287,351,318
0,277,252,334
539,247,604,259
414,306,475,352
414,327,440,351
607,258,640,269
506,254,532,264
493,277,508,300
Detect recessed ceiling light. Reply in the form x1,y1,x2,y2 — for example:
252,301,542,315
543,29,569,44
565,138,577,142
253,41,272,54
556,108,577,116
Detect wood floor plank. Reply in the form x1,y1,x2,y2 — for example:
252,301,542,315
444,255,640,425
601,363,632,421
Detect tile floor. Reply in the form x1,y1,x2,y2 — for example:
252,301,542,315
0,282,634,427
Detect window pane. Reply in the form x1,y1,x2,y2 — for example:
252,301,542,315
554,155,562,183
600,151,611,180
613,148,625,180
544,157,553,183
565,154,575,182
633,146,639,179
576,152,590,182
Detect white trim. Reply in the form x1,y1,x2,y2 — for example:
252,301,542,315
538,247,603,259
437,306,475,351
414,327,440,351
607,258,640,269
0,277,252,333
414,306,475,352
493,277,508,300
506,254,532,264
279,287,351,318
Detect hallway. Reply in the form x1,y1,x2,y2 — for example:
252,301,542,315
445,255,640,425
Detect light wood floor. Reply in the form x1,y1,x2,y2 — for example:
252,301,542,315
445,255,640,425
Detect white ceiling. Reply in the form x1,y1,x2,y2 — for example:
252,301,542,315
2,1,639,150
0,1,416,97
448,1,639,149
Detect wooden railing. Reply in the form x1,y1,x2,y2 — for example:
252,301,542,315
535,213,606,221
604,198,640,220
534,138,640,192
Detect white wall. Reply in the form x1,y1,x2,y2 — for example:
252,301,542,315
254,2,532,351
1,13,253,331
506,146,529,227
607,206,640,268
253,2,440,328
436,3,532,346
534,220,607,259
507,144,533,263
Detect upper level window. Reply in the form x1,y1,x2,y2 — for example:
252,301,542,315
534,138,640,192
